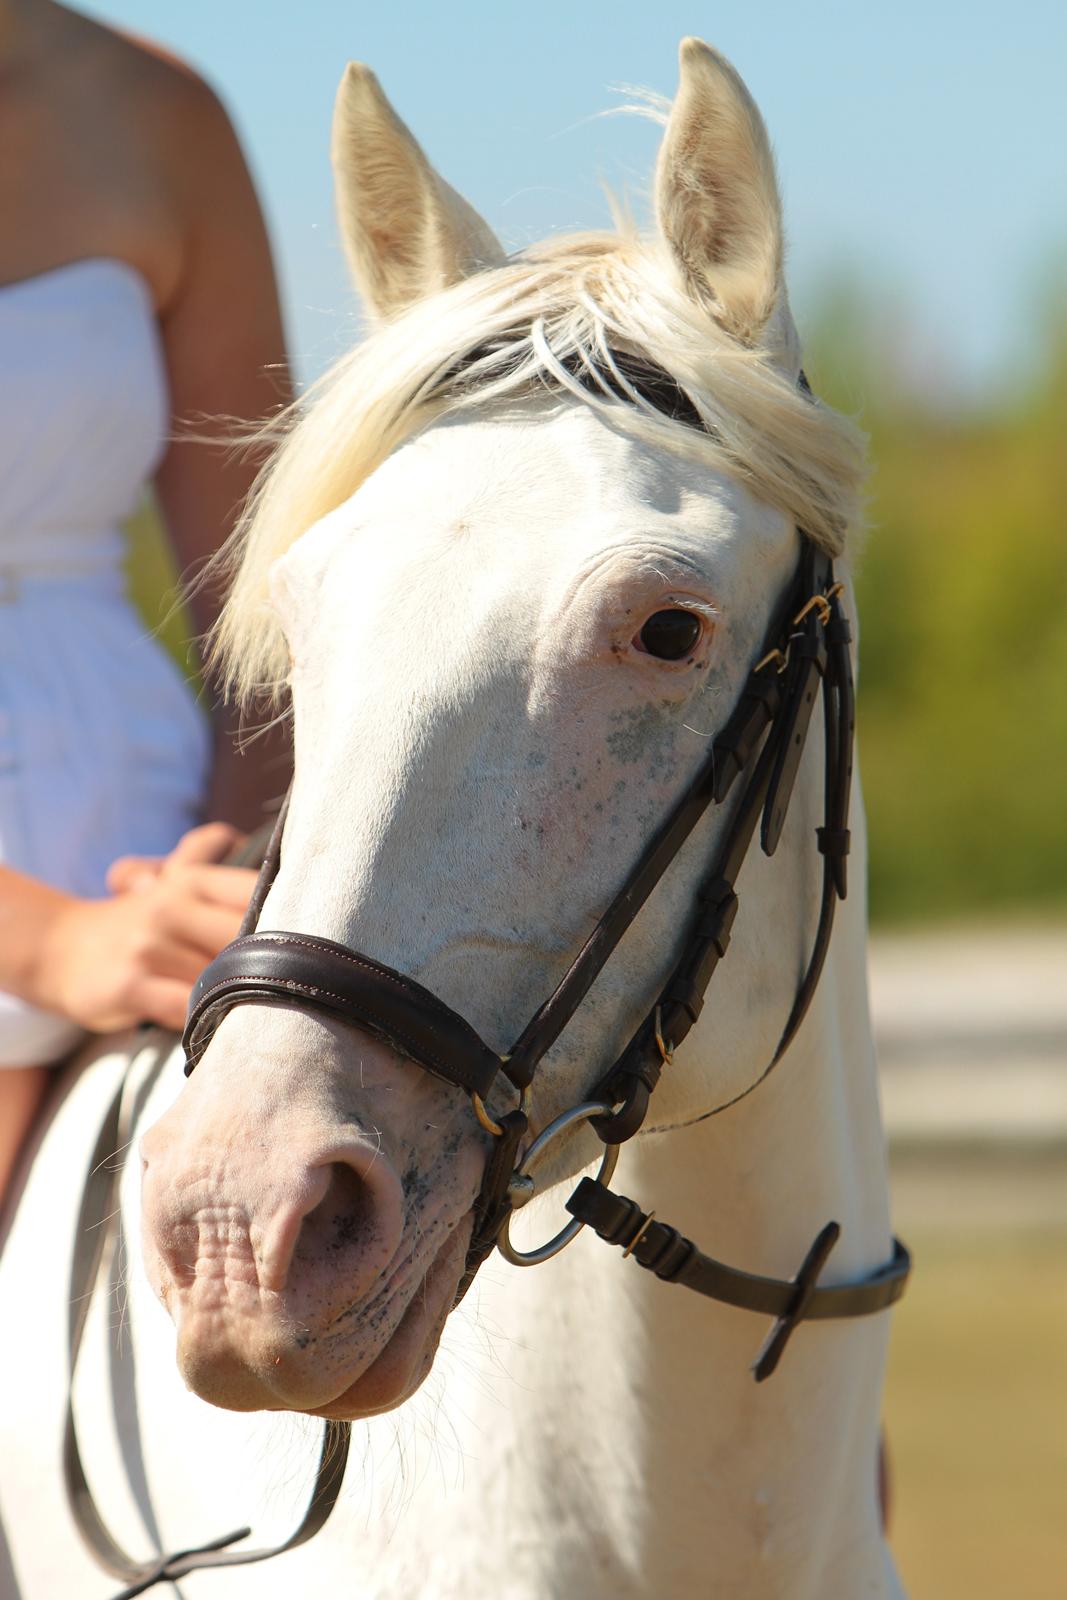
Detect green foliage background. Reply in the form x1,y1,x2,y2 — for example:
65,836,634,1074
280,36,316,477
805,279,1067,923
126,286,1067,926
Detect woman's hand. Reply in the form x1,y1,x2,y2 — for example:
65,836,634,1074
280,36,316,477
42,824,256,1034
105,820,244,894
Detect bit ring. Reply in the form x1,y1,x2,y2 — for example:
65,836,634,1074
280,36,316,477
497,1101,620,1267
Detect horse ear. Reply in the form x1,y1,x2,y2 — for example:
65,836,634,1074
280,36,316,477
331,63,505,320
655,39,783,342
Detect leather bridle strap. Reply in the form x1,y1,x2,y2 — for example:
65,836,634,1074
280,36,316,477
63,1036,350,1599
566,1179,911,1381
454,1106,530,1302
498,546,821,1093
585,546,850,1142
186,932,503,1097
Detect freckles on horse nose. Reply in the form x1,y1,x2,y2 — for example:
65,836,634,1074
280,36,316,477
285,1153,404,1293
140,1125,406,1316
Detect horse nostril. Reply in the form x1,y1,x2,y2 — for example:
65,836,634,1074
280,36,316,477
293,1160,381,1269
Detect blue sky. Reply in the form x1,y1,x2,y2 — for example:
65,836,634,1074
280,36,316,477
79,1,1066,399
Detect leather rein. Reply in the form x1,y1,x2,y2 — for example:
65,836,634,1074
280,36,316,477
65,365,910,1596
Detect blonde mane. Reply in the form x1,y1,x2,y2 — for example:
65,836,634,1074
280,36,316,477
215,231,866,706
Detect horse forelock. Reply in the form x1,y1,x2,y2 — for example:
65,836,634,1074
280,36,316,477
213,230,866,709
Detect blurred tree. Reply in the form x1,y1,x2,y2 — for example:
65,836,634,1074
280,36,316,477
806,271,1067,921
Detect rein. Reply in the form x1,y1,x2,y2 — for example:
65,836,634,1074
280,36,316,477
63,1036,350,1598
64,365,910,1596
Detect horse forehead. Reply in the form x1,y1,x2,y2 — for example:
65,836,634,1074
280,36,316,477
286,405,771,609
365,405,698,528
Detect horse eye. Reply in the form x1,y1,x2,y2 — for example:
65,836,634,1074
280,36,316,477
636,609,703,661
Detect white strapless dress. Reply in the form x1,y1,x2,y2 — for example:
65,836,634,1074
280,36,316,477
0,258,209,1064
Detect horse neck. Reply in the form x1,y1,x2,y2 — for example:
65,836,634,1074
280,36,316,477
442,838,899,1599
628,844,895,1591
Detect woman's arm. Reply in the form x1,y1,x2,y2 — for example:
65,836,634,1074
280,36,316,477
0,827,256,1035
153,77,293,830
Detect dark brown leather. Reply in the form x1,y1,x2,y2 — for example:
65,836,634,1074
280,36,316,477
184,932,505,1099
495,553,814,1092
590,558,855,1136
184,541,855,1261
236,792,290,935
64,1039,350,1598
452,1106,530,1305
185,536,826,1109
184,540,820,1109
183,540,874,1308
567,1179,911,1379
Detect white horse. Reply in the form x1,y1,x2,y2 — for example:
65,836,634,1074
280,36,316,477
0,39,906,1599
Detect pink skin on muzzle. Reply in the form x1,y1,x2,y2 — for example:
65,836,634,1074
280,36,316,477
139,1009,488,1418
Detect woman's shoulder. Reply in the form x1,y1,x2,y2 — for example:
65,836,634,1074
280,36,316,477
52,10,261,307
66,12,243,168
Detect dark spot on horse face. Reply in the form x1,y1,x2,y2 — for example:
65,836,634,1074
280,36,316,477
606,703,674,764
330,1212,363,1250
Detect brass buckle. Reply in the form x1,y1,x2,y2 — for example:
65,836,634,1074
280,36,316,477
653,1005,674,1066
754,646,790,675
471,1083,530,1138
758,585,844,674
792,592,833,628
623,1210,657,1258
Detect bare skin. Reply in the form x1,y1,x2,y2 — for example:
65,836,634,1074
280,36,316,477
0,0,292,818
0,0,290,1195
0,825,258,1198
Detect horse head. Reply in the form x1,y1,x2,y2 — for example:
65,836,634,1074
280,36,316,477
140,39,864,1422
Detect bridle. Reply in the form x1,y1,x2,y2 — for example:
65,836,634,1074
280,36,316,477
65,361,911,1597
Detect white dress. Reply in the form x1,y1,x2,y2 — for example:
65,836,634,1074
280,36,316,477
0,258,210,1064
